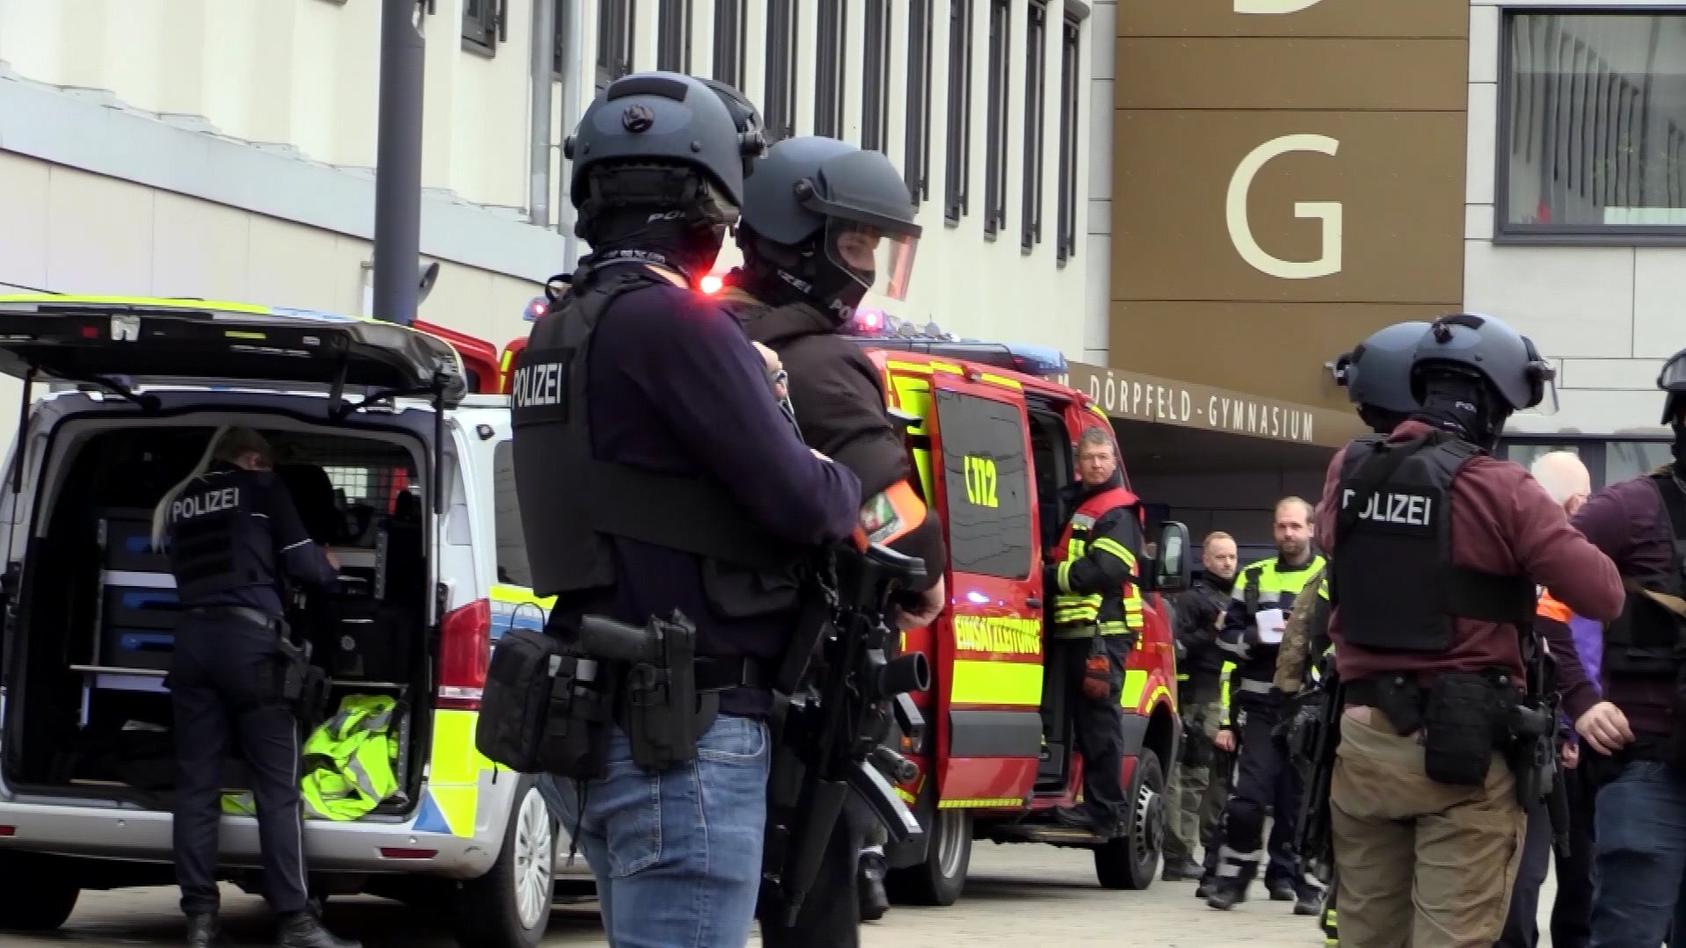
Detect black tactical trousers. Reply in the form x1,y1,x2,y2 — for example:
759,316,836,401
1217,690,1306,890
170,616,309,917
1052,635,1131,829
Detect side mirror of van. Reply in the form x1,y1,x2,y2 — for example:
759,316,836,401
1154,521,1192,594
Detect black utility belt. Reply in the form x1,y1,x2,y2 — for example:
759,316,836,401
185,605,283,632
1346,670,1534,789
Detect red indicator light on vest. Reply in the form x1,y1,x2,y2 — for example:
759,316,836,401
699,274,724,295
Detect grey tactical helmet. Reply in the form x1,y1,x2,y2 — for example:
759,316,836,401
1409,312,1557,413
739,136,922,309
1333,321,1430,416
564,71,764,212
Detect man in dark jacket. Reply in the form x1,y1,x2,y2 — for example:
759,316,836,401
1569,346,1686,946
719,135,943,946
1164,531,1238,881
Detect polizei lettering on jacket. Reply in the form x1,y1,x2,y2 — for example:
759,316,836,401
173,487,240,523
1341,488,1434,527
508,347,571,426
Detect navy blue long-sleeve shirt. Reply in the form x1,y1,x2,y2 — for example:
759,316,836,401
167,466,339,617
580,275,862,708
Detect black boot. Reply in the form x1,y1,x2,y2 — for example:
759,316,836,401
858,851,891,922
1294,884,1325,917
276,911,362,948
1205,875,1249,911
1162,856,1204,882
186,913,228,948
1268,878,1297,902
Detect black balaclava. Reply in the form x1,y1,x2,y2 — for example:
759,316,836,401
1672,417,1685,471
1413,370,1509,451
736,228,869,326
1358,406,1409,437
575,164,734,286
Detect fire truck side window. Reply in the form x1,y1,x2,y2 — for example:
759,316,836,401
935,389,1034,579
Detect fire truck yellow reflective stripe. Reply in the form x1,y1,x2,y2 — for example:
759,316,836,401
896,787,917,804
427,709,489,837
938,798,1023,809
1121,669,1148,709
885,360,934,375
1088,404,1108,419
950,660,1043,706
979,372,1023,390
929,361,963,375
1149,683,1172,710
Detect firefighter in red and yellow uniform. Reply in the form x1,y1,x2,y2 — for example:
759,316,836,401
1046,427,1147,835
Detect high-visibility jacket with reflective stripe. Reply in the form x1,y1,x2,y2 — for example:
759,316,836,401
1050,484,1145,639
1216,554,1326,692
299,694,400,821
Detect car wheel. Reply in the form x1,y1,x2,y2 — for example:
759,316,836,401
1095,749,1165,890
0,852,80,931
452,779,557,948
885,807,971,907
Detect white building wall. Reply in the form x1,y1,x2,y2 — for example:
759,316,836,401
0,0,1097,431
1465,0,1686,438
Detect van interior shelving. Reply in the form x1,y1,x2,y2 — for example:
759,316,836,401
3,418,432,814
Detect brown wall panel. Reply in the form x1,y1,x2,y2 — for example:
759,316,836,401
1111,110,1466,304
1118,0,1468,40
1108,300,1462,409
1115,38,1470,111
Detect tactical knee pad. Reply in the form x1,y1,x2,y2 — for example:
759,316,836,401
1224,798,1267,849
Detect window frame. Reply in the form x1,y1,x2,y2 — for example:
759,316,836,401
550,0,568,79
712,0,747,89
945,0,975,225
1055,12,1081,265
863,0,892,153
982,0,1011,239
1498,434,1675,491
596,0,637,93
1021,0,1048,252
1495,7,1686,246
657,0,693,73
934,388,1037,582
766,0,800,142
816,0,849,139
906,0,935,203
462,0,506,56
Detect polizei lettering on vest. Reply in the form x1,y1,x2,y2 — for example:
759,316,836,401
1342,489,1433,526
511,361,566,409
173,487,240,522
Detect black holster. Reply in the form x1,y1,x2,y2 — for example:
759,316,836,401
1422,672,1511,787
274,629,329,726
581,611,715,773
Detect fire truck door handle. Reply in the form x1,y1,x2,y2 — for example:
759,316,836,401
1026,597,1042,609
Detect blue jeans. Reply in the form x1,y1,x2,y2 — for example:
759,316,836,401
543,715,771,948
1590,760,1686,947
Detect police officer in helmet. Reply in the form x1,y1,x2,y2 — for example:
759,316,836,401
510,73,862,947
1565,349,1686,943
151,427,355,948
718,134,946,941
1313,313,1623,946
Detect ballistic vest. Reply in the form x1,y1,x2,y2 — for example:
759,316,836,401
299,694,399,821
166,468,279,607
508,262,798,605
1602,473,1686,678
1049,486,1145,639
1330,432,1534,653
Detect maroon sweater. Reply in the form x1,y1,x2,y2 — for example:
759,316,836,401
1571,471,1680,739
1318,422,1625,687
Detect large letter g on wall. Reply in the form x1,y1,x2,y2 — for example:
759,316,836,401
1225,134,1343,280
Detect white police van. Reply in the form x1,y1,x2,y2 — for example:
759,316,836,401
0,296,578,947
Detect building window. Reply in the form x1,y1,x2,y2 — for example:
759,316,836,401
945,0,974,224
551,0,568,77
463,0,504,54
1020,1,1047,251
596,0,636,92
765,0,799,141
982,0,1010,238
1056,13,1080,264
713,0,746,89
1500,12,1686,239
906,0,934,202
863,0,891,152
657,0,692,73
816,1,848,138
1500,437,1674,491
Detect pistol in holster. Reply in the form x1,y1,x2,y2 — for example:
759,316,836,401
274,627,330,727
578,610,716,773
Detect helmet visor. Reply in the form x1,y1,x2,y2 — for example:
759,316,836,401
1519,359,1560,417
825,217,919,301
1659,350,1686,423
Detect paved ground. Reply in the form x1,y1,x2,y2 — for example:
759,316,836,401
7,843,1560,946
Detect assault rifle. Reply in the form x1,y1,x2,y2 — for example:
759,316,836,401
1289,653,1342,882
1511,630,1572,859
761,542,931,927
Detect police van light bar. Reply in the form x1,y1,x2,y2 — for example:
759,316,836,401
1006,344,1068,378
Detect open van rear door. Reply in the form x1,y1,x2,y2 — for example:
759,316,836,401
918,365,1046,809
0,297,468,407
